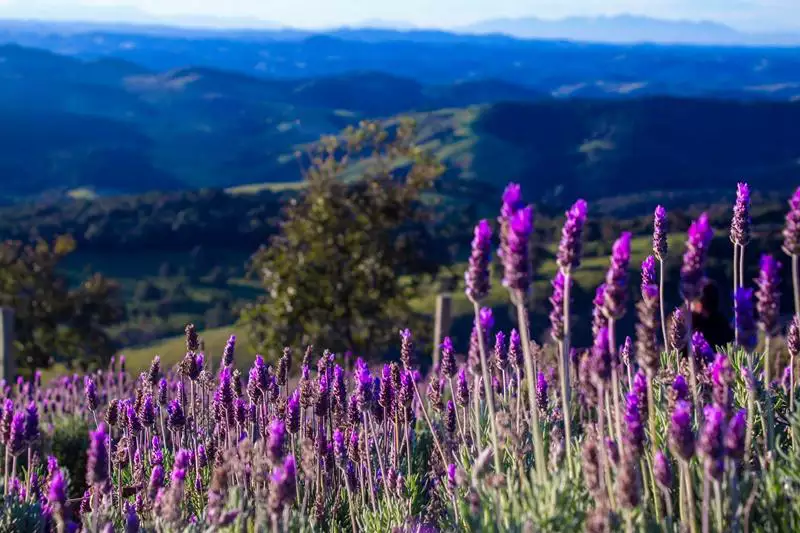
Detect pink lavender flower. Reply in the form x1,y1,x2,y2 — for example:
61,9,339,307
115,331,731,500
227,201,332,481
731,182,751,246
557,199,588,272
735,288,757,352
783,187,800,256
669,400,695,460
549,271,568,341
680,213,714,301
755,254,781,337
603,232,632,320
653,205,669,261
465,220,492,302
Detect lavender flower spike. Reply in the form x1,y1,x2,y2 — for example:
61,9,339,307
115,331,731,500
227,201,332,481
653,205,669,261
87,423,109,488
698,404,726,480
603,232,632,321
465,219,492,302
756,254,781,338
641,255,657,294
557,199,588,273
669,400,695,461
783,187,800,257
680,213,714,301
731,182,751,247
503,205,535,295
549,271,568,341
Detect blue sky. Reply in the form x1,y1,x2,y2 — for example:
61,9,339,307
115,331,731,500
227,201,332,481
0,0,797,32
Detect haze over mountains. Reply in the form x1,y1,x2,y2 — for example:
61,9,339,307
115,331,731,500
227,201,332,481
0,18,797,208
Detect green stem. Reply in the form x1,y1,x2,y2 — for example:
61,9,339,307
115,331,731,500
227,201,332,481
472,301,502,474
659,259,668,349
516,296,547,483
647,374,662,522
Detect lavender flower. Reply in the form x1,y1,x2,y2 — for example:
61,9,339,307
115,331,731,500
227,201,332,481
698,404,726,479
87,424,109,487
557,199,588,272
24,402,39,443
445,400,456,434
493,331,508,372
636,283,660,375
222,335,236,367
755,254,781,337
710,353,734,413
456,368,470,408
269,456,297,516
509,329,523,370
788,316,800,357
333,429,346,464
669,401,695,461
603,232,632,320
590,327,612,386
167,400,185,430
592,284,608,338
691,331,715,369
669,307,688,352
8,411,25,455
783,187,800,256
400,329,414,370
124,501,139,533
268,419,286,463
440,337,456,379
731,182,751,246
653,451,672,490
680,213,714,301
48,471,67,517
724,409,747,460
84,377,99,412
735,288,758,352
157,378,168,406
653,205,669,261
465,219,492,302
148,356,161,385
620,336,632,368
549,271,568,341
286,391,300,434
536,371,548,412
623,392,645,458
641,255,657,294
503,205,534,294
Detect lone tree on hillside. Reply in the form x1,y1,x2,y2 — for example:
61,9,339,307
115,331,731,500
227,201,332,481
0,235,124,374
242,119,447,360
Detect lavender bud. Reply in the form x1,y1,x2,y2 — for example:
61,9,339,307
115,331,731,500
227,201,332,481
735,288,757,352
680,213,713,301
653,205,668,261
623,393,645,459
286,391,300,434
465,220,492,302
654,451,672,490
691,331,714,368
557,199,588,272
755,254,781,337
167,400,185,430
456,368,470,408
157,378,168,406
493,331,508,372
441,337,456,378
400,329,414,370
783,187,800,256
641,255,657,294
503,205,535,294
731,182,751,246
536,372,548,412
602,232,632,320
549,271,568,341
669,307,688,352
724,409,746,460
87,424,109,487
445,401,456,434
223,335,236,368
84,377,99,411
698,404,726,479
669,401,695,461
268,419,286,464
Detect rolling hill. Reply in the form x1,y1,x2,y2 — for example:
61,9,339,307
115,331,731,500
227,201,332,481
0,42,798,206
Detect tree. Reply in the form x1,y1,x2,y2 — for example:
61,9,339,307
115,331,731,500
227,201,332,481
0,236,124,374
242,119,446,361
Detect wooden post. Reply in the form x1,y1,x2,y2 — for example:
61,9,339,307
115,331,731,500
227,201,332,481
0,308,14,383
432,293,453,369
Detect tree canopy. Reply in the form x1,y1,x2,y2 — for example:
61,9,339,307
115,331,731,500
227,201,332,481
0,235,124,374
242,119,447,360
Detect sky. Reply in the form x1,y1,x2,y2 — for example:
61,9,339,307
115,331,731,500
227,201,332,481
0,0,797,32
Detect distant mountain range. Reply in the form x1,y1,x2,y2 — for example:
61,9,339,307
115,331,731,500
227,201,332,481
0,42,797,206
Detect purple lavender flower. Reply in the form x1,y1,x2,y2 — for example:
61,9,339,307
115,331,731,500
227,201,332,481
445,400,456,434
653,205,669,261
87,424,109,487
698,404,726,479
680,213,714,301
157,378,168,406
755,254,781,337
592,284,608,338
731,183,751,246
493,331,508,372
669,307,688,352
269,456,297,516
603,232,632,320
24,402,39,443
691,331,715,368
503,205,534,294
286,391,300,434
48,470,66,515
724,409,747,460
500,183,524,219
400,329,414,370
148,465,164,500
222,335,236,368
268,419,287,463
399,371,413,408
672,375,689,404
641,255,657,294
509,329,523,370
654,451,672,490
620,336,633,368
735,288,758,352
624,392,645,458
536,371,548,411
632,371,648,420
333,429,346,464
8,411,25,455
465,219,492,302
167,400,185,430
636,283,661,374
783,187,800,256
456,368,470,407
788,316,800,357
557,199,588,272
669,401,695,461
84,377,98,412
148,356,161,385
710,353,734,412
549,271,568,341
125,501,139,533
1,400,13,445
441,337,456,378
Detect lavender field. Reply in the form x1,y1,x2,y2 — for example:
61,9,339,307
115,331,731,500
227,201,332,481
4,182,800,532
